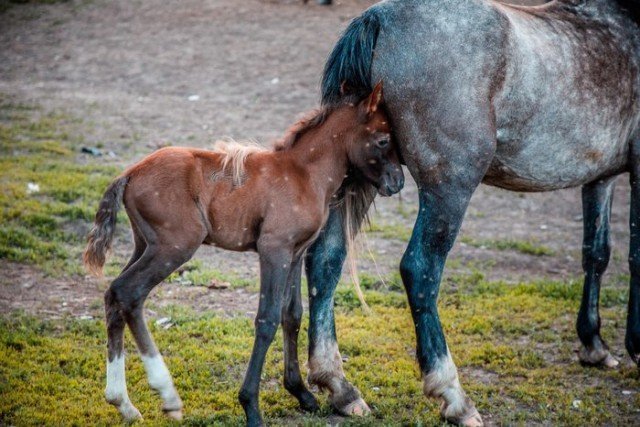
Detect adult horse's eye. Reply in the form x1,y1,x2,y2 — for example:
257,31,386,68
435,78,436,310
376,139,389,149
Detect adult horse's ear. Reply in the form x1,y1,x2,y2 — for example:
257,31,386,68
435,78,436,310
365,81,384,115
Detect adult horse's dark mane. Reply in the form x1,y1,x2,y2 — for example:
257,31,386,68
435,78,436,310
322,0,640,108
617,0,640,22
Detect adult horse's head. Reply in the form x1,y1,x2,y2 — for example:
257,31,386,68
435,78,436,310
346,82,404,196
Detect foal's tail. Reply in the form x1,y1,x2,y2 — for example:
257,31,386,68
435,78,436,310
83,176,129,276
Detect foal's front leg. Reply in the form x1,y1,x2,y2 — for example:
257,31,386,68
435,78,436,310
239,243,293,426
282,256,320,412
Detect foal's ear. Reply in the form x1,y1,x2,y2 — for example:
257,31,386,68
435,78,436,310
364,81,384,116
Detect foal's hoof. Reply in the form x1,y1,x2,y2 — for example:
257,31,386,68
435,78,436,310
578,347,619,368
120,404,143,422
299,392,321,413
441,401,483,427
164,409,183,420
337,397,371,416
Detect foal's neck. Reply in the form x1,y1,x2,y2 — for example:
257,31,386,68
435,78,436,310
281,112,353,200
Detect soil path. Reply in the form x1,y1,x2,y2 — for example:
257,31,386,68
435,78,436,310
0,0,632,319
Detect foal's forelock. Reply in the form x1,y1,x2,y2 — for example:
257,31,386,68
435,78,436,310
213,140,268,186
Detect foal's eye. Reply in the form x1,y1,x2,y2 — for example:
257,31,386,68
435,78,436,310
376,139,390,149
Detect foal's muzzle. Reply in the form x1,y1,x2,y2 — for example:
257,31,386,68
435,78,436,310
377,166,404,196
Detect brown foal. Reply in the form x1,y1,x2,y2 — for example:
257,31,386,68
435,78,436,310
83,83,404,426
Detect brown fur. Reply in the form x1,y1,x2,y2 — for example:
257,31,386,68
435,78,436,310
83,84,399,276
84,84,403,425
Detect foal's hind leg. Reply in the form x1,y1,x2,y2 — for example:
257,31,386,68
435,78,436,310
103,225,148,420
104,283,142,421
105,228,202,420
577,176,619,368
282,256,319,412
626,139,640,366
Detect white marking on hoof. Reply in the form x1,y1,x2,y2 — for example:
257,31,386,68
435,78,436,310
105,354,141,420
141,354,183,411
307,340,345,389
165,409,183,420
424,350,482,426
578,346,619,368
340,398,371,416
602,353,620,368
120,403,143,422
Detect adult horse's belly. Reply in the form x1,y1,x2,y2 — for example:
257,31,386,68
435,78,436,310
484,119,631,192
484,5,637,192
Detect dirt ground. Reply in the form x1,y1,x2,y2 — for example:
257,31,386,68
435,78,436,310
0,0,632,320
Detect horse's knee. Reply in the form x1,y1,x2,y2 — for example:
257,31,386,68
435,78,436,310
283,301,302,329
255,318,279,343
400,246,436,305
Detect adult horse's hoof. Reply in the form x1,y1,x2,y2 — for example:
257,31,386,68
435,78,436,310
441,401,483,427
164,409,183,420
336,397,371,416
578,347,619,368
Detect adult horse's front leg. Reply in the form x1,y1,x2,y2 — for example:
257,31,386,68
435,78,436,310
626,138,640,366
577,177,619,367
395,109,495,426
401,187,484,427
305,209,371,416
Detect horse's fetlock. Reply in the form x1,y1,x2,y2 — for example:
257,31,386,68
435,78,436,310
105,389,124,406
238,388,253,407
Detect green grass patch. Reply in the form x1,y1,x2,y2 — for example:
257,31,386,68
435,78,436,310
167,259,256,289
366,220,412,241
460,236,555,256
0,98,119,274
1,278,637,425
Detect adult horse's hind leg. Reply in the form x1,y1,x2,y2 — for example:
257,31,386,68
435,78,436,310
626,138,640,366
305,209,371,416
577,176,619,368
282,256,319,412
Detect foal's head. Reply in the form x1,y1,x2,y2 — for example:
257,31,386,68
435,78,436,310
342,82,404,196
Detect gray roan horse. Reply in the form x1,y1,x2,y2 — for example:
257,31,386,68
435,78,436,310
305,1,640,425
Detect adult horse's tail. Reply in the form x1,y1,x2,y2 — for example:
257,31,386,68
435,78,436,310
321,8,381,107
83,176,128,276
322,7,384,312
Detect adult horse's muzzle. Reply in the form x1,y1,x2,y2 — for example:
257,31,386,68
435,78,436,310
377,166,404,196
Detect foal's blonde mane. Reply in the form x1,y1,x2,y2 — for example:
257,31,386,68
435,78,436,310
212,108,329,186
212,139,269,186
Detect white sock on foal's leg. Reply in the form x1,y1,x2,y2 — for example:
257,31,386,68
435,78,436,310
105,354,142,421
141,354,183,419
